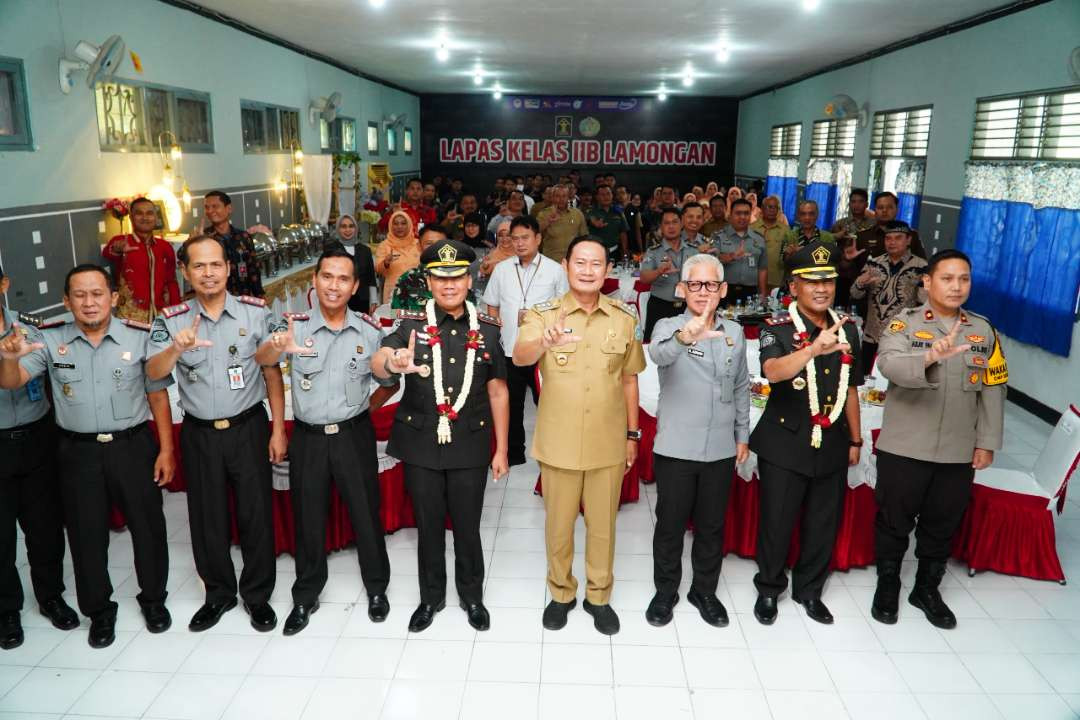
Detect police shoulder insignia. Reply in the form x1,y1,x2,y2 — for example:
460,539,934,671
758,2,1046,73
122,318,151,331
354,311,382,330
478,312,502,327
887,319,907,334
162,302,190,319
396,309,426,321
16,312,43,328
983,330,1008,386
764,315,793,326
238,295,266,307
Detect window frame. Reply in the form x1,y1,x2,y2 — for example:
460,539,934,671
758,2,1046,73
319,116,357,154
769,122,802,158
970,85,1080,161
869,105,933,160
387,125,398,156
240,99,301,154
367,121,380,155
404,127,413,155
94,78,213,153
810,118,856,159
0,56,33,151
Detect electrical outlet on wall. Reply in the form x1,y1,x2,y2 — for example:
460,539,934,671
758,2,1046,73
32,231,42,245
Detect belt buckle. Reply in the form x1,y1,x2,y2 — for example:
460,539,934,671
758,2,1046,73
95,433,114,443
213,419,231,430
324,423,339,435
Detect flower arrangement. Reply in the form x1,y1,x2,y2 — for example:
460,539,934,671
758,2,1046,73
103,198,130,220
359,209,380,225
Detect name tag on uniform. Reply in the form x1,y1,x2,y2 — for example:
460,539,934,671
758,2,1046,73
227,365,245,390
747,255,756,268
687,347,705,358
52,362,75,369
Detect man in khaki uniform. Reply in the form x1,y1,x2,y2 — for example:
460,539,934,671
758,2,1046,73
514,237,645,636
749,195,789,289
537,184,588,263
872,249,1005,630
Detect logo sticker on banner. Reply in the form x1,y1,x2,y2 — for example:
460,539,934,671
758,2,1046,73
555,116,573,137
579,116,601,138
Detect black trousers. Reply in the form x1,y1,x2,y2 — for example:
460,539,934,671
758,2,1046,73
404,464,487,605
0,419,66,613
653,454,735,599
754,458,844,600
859,340,879,385
720,284,759,308
875,450,975,564
644,295,683,343
289,413,389,605
58,426,168,620
180,410,275,605
506,360,539,465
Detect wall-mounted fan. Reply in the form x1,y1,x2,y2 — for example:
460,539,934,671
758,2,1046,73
309,92,343,125
383,112,408,129
824,94,869,130
58,35,126,94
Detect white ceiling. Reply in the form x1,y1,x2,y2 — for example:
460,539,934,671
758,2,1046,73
191,0,1015,96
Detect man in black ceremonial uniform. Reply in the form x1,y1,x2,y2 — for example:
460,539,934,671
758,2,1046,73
373,238,510,634
750,240,862,627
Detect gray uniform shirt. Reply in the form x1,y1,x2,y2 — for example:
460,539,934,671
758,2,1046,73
20,316,173,433
288,305,392,424
0,307,49,429
640,237,702,302
711,226,766,287
149,294,275,419
649,313,750,462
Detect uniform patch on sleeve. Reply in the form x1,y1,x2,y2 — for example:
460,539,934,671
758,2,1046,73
162,302,190,319
238,295,267,307
149,318,170,343
760,332,776,348
983,331,1008,386
887,319,907,334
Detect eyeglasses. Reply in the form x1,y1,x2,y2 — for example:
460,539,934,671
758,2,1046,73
684,280,723,292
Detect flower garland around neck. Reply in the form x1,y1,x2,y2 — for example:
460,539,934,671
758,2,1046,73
426,298,479,444
790,304,853,448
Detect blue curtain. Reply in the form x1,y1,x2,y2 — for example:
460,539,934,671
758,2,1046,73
766,175,798,224
957,197,1080,357
897,192,922,229
805,182,838,230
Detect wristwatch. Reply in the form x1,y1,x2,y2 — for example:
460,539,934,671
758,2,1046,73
627,429,642,441
849,439,864,447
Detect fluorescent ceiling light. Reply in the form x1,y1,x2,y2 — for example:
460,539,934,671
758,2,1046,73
802,0,820,10
715,42,730,63
369,0,385,8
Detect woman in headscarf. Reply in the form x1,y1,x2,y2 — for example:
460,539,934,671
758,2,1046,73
472,218,516,299
703,181,720,202
330,213,379,313
461,212,489,250
374,209,419,304
725,186,744,218
681,192,698,207
745,191,763,223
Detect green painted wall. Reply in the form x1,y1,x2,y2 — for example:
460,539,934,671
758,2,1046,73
0,0,421,210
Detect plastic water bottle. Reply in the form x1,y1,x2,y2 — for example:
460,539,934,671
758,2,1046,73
735,299,743,317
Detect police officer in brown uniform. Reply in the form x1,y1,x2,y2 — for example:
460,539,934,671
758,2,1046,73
751,241,861,626
514,236,646,636
872,249,1005,629
373,238,509,634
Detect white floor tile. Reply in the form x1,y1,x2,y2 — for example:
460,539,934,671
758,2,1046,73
250,636,336,677
541,608,610,645
673,611,746,648
0,666,32,698
321,638,404,679
395,640,473,682
538,683,614,720
460,682,538,720
179,634,269,675
681,647,760,690
37,630,137,670
67,669,170,717
109,631,201,673
613,686,692,720
612,644,685,687
610,609,678,647
1026,653,1080,694
299,677,388,720
869,617,952,653
380,679,464,720
766,690,850,720
752,649,834,691
916,692,1004,720
691,688,772,719
969,589,1051,620
891,652,982,693
960,652,1054,693
989,692,1077,720
0,629,65,667
842,692,927,720
483,577,546,608
0,668,98,714
540,643,612,685
995,619,1080,653
738,612,814,650
474,607,543,644
467,642,541,683
804,614,883,652
820,650,908,693
220,675,317,720
144,673,244,720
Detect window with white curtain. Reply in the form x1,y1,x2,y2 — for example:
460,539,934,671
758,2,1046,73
809,118,856,224
971,86,1080,160
868,106,932,194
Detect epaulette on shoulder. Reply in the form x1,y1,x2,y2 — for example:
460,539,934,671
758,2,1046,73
39,319,66,330
478,312,502,327
354,311,381,330
16,312,43,328
764,315,794,326
283,312,309,321
238,295,266,308
531,298,560,313
610,298,637,320
162,302,190,319
396,309,426,321
122,318,151,331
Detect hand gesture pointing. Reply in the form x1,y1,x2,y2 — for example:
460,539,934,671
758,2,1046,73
387,330,425,374
172,314,213,353
270,317,308,355
809,316,851,357
679,306,724,344
0,324,44,360
925,318,971,366
541,311,583,350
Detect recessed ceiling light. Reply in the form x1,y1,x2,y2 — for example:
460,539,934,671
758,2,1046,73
473,66,484,85
493,83,502,100
682,63,694,87
435,41,449,62
368,0,385,7
802,0,820,10
658,86,668,102
715,42,730,63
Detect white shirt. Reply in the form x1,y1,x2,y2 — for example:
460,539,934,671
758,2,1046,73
482,253,568,356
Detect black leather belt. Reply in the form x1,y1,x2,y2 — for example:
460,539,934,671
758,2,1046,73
61,422,147,444
184,403,266,431
294,411,368,436
0,414,51,442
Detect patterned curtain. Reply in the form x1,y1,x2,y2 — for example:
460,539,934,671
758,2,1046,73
895,160,926,228
805,159,851,229
765,157,799,223
956,162,1080,357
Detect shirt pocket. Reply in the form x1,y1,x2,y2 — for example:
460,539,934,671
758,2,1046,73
548,343,578,372
53,366,87,406
601,335,628,372
292,354,325,390
962,352,985,392
111,363,143,420
344,357,371,407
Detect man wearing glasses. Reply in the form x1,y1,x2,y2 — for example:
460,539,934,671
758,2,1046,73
645,254,750,628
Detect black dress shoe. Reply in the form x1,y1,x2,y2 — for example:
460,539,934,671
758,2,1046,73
795,596,834,625
0,611,24,650
142,603,172,633
687,588,729,627
39,597,79,631
407,601,445,633
283,602,319,636
459,601,490,631
188,598,238,632
754,595,778,625
542,598,576,631
243,602,277,632
367,594,390,623
88,615,116,649
645,593,677,627
871,561,902,625
582,600,620,635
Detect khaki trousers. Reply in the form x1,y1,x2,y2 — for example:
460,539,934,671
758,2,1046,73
539,462,625,605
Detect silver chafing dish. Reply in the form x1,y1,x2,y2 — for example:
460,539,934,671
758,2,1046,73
303,221,327,252
251,232,278,277
275,225,305,268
